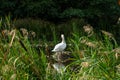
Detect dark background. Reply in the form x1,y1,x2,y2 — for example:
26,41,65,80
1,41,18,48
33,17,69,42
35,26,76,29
0,0,120,44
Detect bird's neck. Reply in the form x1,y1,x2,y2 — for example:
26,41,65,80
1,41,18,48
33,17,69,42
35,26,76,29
62,37,65,43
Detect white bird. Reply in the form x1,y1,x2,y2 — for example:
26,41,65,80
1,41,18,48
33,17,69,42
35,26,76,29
52,34,66,52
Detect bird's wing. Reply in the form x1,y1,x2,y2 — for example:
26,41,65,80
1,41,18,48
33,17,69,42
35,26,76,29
54,43,62,49
53,43,63,51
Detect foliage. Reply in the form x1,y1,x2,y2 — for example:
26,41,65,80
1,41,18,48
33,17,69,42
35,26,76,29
13,18,86,40
0,0,120,23
0,16,120,80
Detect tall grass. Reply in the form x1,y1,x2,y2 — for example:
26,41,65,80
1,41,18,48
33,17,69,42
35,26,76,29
0,17,120,80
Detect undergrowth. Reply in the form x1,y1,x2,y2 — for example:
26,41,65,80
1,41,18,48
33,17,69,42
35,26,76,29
0,17,120,80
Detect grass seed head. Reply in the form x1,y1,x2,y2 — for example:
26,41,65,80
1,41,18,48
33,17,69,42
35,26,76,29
1,65,11,74
85,42,97,48
117,17,120,24
20,28,28,39
29,31,36,39
10,74,16,80
116,64,120,73
81,62,90,68
112,47,120,53
101,30,113,38
83,24,94,37
2,29,10,37
29,31,36,38
112,47,120,59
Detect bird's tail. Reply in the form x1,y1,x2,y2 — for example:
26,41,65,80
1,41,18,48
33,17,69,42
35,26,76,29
51,50,55,52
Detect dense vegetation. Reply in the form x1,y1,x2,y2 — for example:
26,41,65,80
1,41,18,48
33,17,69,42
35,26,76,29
0,0,120,23
0,1,120,79
0,0,120,43
0,17,120,80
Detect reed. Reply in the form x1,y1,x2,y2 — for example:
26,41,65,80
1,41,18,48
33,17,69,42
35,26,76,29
0,17,119,80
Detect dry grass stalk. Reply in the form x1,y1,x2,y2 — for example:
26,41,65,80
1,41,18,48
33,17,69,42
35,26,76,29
9,30,16,47
2,29,16,64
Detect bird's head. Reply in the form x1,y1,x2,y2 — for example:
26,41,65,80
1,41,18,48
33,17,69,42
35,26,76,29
61,34,64,38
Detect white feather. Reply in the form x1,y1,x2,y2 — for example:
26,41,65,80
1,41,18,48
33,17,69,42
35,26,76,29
52,34,66,52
